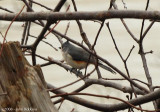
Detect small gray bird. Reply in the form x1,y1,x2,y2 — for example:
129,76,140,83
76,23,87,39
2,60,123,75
61,41,116,74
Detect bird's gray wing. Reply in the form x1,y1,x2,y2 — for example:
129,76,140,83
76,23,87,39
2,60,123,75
68,46,92,62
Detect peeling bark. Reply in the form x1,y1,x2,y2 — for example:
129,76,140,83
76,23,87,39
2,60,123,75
0,42,58,112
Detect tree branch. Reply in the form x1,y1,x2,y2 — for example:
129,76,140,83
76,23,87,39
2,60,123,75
1,10,160,21
48,83,160,112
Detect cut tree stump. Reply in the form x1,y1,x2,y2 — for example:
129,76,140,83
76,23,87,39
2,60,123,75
0,42,58,112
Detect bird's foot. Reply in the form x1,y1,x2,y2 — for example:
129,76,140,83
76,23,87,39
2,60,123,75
70,68,76,73
70,68,82,77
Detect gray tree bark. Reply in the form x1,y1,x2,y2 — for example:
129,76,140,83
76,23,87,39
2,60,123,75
0,42,58,112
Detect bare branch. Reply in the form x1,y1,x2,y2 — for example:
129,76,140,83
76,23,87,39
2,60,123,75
71,0,92,49
48,83,160,112
0,10,160,21
112,1,138,43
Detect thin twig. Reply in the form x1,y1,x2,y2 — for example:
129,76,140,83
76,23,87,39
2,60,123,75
92,21,105,78
29,35,58,51
22,0,44,26
0,5,25,56
0,32,7,42
57,99,64,110
21,1,32,45
139,0,150,42
125,45,135,62
24,22,31,45
24,1,32,45
132,79,149,86
21,22,28,45
0,6,14,13
103,77,149,86
144,50,153,55
44,5,70,38
92,21,105,48
64,22,70,36
28,0,54,11
71,0,92,49
70,108,75,112
142,20,155,39
139,0,157,109
106,22,124,61
44,21,60,37
112,1,138,43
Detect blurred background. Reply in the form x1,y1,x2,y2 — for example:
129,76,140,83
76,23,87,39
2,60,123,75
0,0,160,112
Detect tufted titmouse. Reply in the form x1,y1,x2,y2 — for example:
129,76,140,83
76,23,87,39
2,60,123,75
61,41,116,74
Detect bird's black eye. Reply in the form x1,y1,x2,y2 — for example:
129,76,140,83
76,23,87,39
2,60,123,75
59,47,62,49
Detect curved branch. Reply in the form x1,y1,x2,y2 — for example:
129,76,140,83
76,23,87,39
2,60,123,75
85,79,145,95
48,83,160,112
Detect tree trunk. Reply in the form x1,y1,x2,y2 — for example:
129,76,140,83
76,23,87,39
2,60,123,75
0,42,58,112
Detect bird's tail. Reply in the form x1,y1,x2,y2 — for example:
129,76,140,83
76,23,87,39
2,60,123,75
98,62,116,74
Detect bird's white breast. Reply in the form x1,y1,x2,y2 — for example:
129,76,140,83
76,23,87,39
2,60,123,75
62,51,87,69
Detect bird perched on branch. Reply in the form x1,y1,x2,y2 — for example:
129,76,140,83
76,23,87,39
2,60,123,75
61,41,116,74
